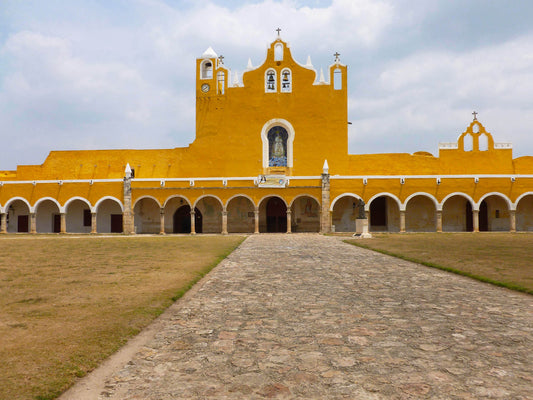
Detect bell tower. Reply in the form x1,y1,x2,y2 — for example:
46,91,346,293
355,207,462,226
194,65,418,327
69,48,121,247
196,47,227,97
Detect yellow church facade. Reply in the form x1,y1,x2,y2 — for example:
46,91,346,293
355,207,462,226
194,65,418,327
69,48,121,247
1,35,532,235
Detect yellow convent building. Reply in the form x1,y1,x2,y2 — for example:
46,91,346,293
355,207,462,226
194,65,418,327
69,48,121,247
1,34,532,235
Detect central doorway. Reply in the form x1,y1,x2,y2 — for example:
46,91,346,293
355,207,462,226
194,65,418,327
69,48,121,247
173,205,202,233
266,197,287,232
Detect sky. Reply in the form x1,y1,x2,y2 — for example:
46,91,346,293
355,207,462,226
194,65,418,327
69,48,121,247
1,0,532,170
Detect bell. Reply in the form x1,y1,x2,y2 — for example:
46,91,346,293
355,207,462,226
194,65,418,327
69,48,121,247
282,72,289,81
268,74,275,83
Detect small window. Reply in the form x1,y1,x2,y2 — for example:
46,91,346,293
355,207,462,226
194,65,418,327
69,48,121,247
274,43,283,61
217,71,225,94
83,209,92,227
201,60,213,79
265,69,276,93
333,68,342,90
281,68,291,92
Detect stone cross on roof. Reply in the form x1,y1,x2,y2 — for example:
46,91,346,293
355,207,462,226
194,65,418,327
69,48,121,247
334,52,340,62
276,28,281,36
472,111,478,121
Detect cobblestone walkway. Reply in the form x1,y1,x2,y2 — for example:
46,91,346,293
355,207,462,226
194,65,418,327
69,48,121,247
78,234,532,399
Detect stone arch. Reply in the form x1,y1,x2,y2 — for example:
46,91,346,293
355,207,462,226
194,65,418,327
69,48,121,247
4,196,31,212
261,119,295,168
226,195,256,233
5,197,31,233
194,195,223,233
163,196,191,234
134,197,161,234
133,195,161,209
367,193,401,232
441,193,475,232
33,197,62,213
477,192,511,231
95,197,124,233
477,192,512,210
403,192,439,210
331,193,363,233
64,197,92,233
34,198,61,233
290,194,320,232
404,193,437,232
258,195,288,233
94,196,124,213
64,196,92,211
515,192,533,232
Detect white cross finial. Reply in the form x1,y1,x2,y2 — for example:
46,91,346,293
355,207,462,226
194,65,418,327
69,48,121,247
472,111,478,121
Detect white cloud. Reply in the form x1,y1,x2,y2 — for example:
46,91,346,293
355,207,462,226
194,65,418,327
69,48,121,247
349,34,533,157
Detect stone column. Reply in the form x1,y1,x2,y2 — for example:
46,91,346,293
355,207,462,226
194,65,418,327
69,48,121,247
1,213,6,234
320,172,331,233
30,213,36,234
254,209,259,234
509,210,516,233
122,175,134,234
91,212,97,234
473,210,479,232
60,212,66,233
159,208,165,235
286,209,292,233
222,209,228,235
436,210,443,232
190,210,196,235
400,210,406,233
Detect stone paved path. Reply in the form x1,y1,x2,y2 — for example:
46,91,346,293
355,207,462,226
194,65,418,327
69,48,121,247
67,234,532,399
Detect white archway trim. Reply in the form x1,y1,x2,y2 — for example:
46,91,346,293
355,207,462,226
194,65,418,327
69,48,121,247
163,195,191,208
330,193,363,212
94,196,124,213
258,194,289,208
193,194,224,209
64,197,92,213
225,194,256,209
261,118,295,168
367,193,402,212
33,197,62,213
290,194,321,208
477,192,512,211
133,196,162,209
403,192,439,211
4,197,31,212
440,192,475,210
514,192,533,208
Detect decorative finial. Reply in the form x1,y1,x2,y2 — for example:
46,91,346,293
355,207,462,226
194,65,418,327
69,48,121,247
218,55,224,64
334,52,340,62
125,163,132,179
276,28,281,37
319,68,326,84
306,55,313,67
472,111,478,121
323,159,329,174
246,58,253,70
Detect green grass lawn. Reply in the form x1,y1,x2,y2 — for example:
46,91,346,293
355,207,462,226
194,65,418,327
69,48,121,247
346,233,533,294
0,235,244,400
